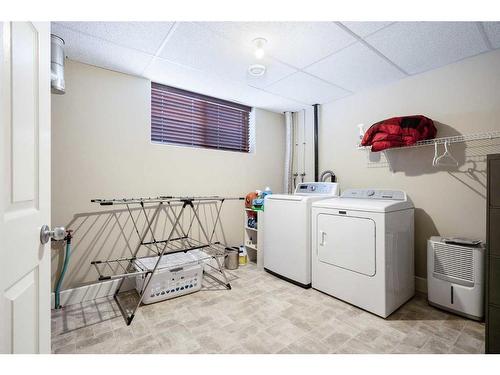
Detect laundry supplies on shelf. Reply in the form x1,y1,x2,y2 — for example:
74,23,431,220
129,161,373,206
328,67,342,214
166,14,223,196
245,191,258,209
244,206,263,268
245,187,273,211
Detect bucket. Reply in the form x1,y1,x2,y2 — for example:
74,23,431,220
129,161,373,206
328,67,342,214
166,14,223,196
224,248,239,270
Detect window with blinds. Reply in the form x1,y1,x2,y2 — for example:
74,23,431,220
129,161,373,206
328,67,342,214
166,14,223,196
151,82,252,152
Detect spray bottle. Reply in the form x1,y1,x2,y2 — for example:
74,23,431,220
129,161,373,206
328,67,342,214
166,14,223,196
357,124,365,141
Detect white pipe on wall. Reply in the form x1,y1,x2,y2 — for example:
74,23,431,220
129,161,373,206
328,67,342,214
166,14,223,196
51,34,66,94
301,109,307,182
284,111,295,194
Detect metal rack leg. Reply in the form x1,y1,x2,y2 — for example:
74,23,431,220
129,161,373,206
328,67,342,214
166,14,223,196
114,292,135,326
130,202,163,259
212,255,231,289
163,202,189,238
190,201,216,244
113,202,163,322
139,202,163,256
122,202,189,324
188,200,231,289
208,199,224,243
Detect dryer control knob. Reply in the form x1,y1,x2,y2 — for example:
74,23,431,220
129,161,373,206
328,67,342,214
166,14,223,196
367,190,375,197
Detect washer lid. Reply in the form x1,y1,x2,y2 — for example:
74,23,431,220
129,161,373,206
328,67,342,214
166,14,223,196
266,194,305,202
266,182,340,202
266,194,330,202
312,189,413,212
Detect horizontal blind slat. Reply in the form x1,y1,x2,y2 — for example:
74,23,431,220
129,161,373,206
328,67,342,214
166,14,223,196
151,106,247,124
151,119,248,133
151,84,251,112
151,82,250,152
151,112,247,129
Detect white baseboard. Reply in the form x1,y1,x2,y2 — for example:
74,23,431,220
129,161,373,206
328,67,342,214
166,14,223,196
415,276,428,294
52,275,429,309
51,278,134,309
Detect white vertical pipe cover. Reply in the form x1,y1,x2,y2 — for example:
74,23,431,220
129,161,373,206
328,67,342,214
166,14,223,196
284,111,295,194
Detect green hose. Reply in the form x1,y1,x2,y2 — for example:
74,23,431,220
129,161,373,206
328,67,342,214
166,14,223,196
55,233,72,309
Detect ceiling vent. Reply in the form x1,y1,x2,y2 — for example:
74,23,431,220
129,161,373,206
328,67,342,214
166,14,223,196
248,64,266,77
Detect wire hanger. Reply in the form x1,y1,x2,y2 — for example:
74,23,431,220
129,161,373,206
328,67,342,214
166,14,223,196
433,141,458,167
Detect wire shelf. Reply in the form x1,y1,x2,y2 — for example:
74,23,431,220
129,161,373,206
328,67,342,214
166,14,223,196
357,130,500,151
91,240,226,282
91,195,243,206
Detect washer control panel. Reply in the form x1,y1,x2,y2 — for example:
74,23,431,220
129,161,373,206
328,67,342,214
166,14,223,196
295,182,339,195
341,189,406,200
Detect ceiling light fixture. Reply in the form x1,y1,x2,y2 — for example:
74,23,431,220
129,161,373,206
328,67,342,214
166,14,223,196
252,37,267,60
248,64,266,77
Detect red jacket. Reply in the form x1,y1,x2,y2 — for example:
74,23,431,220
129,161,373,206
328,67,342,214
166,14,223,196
361,115,437,152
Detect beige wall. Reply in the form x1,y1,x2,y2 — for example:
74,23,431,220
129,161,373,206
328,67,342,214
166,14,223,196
51,60,285,290
52,50,500,289
319,49,500,279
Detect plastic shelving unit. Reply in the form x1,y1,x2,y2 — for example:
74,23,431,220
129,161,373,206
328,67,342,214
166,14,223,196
244,208,264,269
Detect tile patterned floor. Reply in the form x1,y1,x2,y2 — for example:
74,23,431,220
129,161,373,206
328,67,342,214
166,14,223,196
51,263,485,354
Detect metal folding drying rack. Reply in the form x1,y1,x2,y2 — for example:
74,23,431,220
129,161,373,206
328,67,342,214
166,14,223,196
90,195,243,325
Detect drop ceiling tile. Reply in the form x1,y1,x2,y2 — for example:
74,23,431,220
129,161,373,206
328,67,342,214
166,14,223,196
265,72,350,105
144,57,305,113
483,22,500,49
366,22,489,75
200,22,356,69
145,57,244,102
305,42,406,92
51,23,152,76
55,22,174,54
236,87,307,112
341,21,394,37
159,22,296,88
245,92,306,113
143,57,205,92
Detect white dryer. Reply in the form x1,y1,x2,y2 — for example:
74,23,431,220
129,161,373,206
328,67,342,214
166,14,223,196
263,182,339,288
312,189,414,318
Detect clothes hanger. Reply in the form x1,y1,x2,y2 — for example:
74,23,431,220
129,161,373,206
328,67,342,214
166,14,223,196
432,142,439,166
433,141,459,167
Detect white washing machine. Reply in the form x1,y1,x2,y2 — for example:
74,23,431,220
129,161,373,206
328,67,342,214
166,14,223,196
312,189,415,318
263,182,339,288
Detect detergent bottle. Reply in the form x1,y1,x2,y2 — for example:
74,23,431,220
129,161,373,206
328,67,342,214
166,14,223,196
239,245,248,265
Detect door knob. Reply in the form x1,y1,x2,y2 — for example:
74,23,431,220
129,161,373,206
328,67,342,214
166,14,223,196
40,225,66,244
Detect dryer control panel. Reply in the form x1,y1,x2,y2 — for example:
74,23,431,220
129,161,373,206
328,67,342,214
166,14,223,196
295,182,339,196
341,189,406,200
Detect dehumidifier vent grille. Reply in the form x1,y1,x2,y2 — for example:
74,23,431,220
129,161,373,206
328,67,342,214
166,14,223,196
433,242,474,285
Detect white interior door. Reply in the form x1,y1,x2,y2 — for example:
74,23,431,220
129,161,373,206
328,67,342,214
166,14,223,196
317,213,376,277
0,22,51,354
